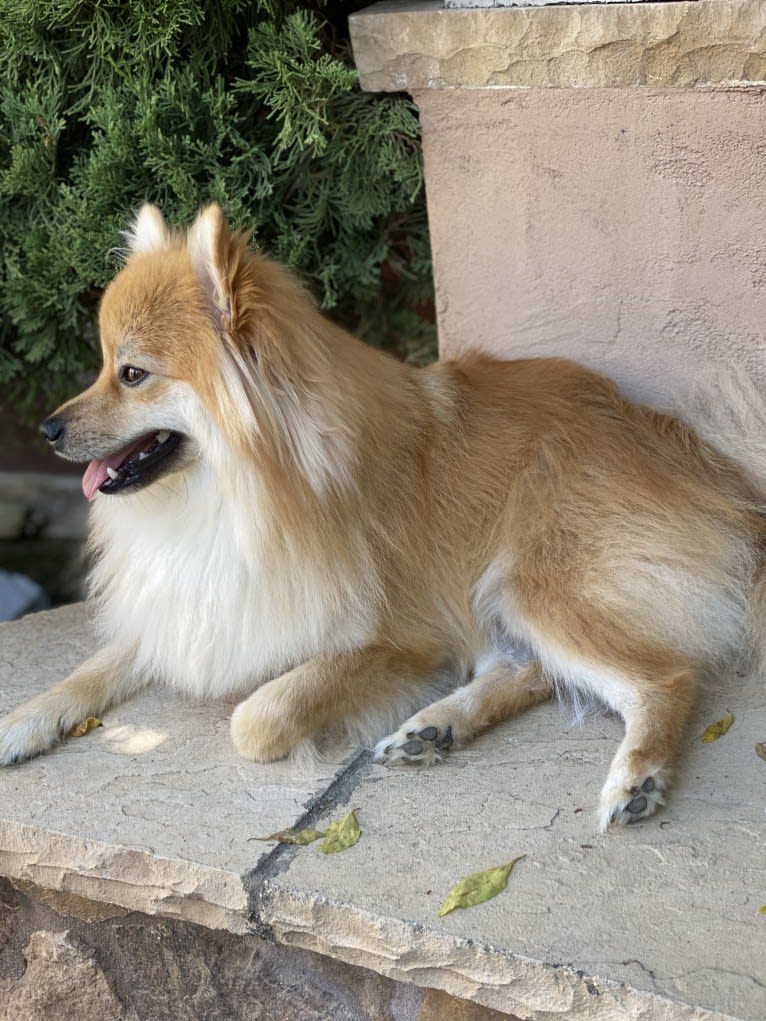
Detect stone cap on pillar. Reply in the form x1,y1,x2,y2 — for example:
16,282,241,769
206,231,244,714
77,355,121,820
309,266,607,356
349,0,766,92
446,0,675,8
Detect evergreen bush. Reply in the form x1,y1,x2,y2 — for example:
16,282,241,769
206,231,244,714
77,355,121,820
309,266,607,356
0,0,434,409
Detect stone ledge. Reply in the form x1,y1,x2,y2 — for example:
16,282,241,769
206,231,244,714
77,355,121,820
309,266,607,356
1,605,765,1019
255,888,708,1021
0,878,462,1021
250,695,766,1020
0,605,354,936
446,0,658,8
349,0,766,91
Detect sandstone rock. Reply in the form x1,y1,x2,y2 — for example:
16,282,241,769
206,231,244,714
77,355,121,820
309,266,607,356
0,930,127,1021
350,0,766,92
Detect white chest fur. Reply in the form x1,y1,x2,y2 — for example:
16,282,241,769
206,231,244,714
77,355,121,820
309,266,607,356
87,467,374,699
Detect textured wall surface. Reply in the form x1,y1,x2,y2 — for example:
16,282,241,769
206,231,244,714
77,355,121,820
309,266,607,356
350,0,766,405
418,86,766,406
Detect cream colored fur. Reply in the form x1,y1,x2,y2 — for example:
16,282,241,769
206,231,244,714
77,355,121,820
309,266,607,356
2,203,766,831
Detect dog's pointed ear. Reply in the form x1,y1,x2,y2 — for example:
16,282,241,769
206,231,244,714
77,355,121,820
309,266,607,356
125,204,169,256
187,204,236,331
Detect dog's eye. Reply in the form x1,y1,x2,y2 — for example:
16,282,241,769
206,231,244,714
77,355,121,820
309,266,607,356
119,365,147,386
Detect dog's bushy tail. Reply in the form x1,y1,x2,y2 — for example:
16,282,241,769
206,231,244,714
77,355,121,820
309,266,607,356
684,367,766,504
684,367,766,675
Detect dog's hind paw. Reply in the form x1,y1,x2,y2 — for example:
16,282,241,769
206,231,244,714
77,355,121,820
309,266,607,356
599,774,665,830
374,724,455,766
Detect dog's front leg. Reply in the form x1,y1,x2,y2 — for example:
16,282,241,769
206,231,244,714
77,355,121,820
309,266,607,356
231,647,442,762
0,646,146,765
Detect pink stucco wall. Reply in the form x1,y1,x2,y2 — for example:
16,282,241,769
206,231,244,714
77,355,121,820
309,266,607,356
417,87,766,407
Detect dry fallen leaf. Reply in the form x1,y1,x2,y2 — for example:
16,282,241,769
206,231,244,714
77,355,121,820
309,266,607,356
318,810,361,854
701,711,734,744
758,905,766,916
438,855,526,917
250,828,325,845
755,742,766,763
68,717,102,738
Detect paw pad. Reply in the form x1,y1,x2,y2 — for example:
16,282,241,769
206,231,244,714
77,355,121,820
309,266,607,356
606,775,664,827
375,724,454,766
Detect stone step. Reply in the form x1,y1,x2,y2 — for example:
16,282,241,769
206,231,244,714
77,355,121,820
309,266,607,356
0,605,764,1019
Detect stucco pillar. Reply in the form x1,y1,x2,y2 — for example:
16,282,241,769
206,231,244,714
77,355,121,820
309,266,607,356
350,0,766,406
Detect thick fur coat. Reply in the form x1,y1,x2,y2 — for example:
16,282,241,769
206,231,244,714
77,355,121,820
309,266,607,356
2,204,765,830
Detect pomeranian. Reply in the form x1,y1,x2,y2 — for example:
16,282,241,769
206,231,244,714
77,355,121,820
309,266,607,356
1,203,765,830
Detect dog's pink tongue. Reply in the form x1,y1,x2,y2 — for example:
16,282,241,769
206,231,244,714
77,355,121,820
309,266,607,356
82,446,134,501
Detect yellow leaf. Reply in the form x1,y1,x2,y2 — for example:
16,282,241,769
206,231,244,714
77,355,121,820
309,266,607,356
318,809,361,854
758,905,766,915
701,711,734,744
755,743,766,763
69,717,102,738
438,855,526,917
250,828,325,845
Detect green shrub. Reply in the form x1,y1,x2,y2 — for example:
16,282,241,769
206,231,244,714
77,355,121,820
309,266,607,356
0,0,434,409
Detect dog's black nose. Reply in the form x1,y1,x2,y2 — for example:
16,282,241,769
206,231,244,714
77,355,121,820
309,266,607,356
40,417,65,444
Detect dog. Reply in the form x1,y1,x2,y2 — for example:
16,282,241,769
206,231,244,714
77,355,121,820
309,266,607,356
1,203,765,830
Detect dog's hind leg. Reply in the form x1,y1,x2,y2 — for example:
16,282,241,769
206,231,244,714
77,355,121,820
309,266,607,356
0,646,146,765
374,661,552,766
596,667,697,831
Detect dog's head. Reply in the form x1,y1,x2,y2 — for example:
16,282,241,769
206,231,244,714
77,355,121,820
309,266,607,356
41,204,338,501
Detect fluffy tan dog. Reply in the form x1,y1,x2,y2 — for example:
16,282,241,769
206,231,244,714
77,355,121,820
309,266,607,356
2,204,765,830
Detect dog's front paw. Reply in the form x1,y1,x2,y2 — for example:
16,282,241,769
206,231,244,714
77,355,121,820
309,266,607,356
374,724,455,766
231,693,294,762
599,774,666,830
0,709,65,766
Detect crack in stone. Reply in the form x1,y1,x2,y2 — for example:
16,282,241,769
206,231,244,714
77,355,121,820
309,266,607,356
242,749,374,939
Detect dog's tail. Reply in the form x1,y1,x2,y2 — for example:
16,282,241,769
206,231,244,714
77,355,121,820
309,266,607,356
684,367,766,504
683,367,766,674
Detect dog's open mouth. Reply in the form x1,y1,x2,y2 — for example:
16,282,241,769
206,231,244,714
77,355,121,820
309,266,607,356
81,430,184,500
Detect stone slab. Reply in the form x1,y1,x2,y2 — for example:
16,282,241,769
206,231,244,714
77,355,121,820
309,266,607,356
0,605,764,1018
349,0,766,92
447,0,660,7
0,605,352,934
253,675,766,1019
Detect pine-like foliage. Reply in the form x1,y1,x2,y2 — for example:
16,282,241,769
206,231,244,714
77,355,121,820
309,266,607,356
0,0,434,407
